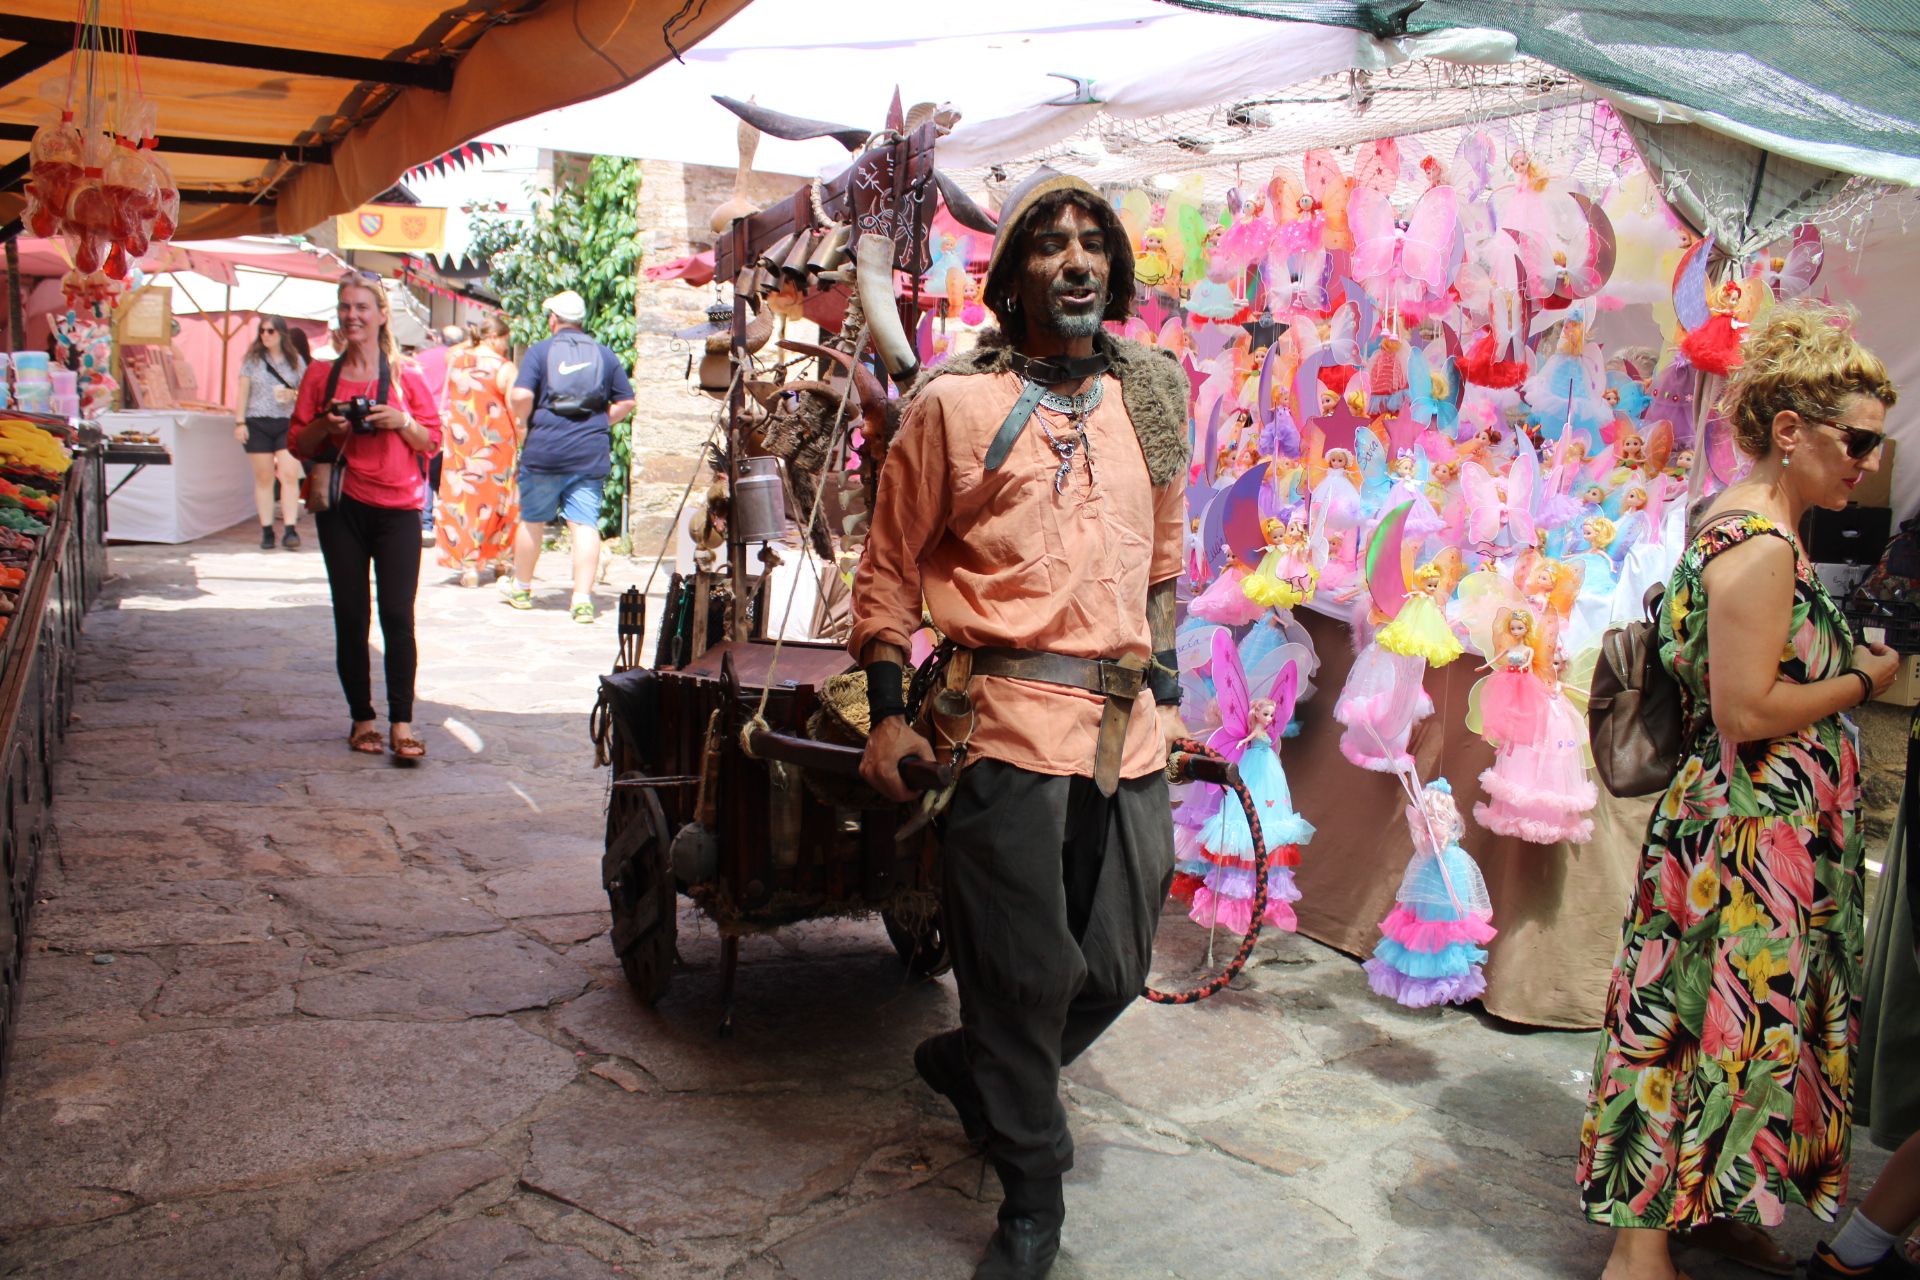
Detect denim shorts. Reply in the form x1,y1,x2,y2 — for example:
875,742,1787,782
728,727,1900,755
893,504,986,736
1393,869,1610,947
518,471,603,525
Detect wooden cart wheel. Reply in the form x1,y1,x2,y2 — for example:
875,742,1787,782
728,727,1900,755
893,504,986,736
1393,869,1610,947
602,779,676,1004
882,906,949,978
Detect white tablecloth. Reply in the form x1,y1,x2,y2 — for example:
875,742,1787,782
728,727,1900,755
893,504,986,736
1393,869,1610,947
100,410,257,544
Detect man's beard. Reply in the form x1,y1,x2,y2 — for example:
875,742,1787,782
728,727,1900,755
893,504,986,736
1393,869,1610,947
1042,284,1107,338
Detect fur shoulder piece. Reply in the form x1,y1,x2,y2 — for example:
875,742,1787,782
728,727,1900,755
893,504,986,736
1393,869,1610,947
907,330,1190,486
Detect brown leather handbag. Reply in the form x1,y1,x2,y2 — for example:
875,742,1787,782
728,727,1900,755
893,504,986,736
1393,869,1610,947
1588,583,1687,797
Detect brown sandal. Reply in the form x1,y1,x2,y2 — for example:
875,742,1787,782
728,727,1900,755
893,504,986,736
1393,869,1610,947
348,728,384,754
1680,1221,1793,1277
390,734,426,766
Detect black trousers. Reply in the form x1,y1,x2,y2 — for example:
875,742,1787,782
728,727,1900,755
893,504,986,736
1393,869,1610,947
315,495,422,723
937,758,1175,1183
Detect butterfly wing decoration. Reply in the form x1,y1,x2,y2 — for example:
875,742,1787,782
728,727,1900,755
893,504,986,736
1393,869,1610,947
1206,627,1253,762
1354,137,1402,197
1506,431,1541,549
1265,661,1301,749
1671,235,1715,335
1561,195,1617,300
1400,184,1463,299
1305,149,1354,253
1458,462,1503,548
1346,185,1402,294
1773,225,1824,299
1452,130,1497,204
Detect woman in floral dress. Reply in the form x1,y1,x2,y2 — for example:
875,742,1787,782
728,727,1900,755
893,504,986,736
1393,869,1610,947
435,316,520,585
1578,306,1903,1280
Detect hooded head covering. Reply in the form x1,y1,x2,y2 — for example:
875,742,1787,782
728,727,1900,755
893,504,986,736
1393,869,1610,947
981,167,1134,339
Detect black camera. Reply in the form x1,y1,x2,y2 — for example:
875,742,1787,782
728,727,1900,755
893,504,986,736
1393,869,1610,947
337,396,377,435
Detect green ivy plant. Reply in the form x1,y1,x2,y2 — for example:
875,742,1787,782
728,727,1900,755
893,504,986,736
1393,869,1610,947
469,154,641,544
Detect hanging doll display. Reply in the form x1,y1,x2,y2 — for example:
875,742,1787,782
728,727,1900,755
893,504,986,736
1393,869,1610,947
1364,776,1497,1009
1190,630,1314,938
1474,640,1597,844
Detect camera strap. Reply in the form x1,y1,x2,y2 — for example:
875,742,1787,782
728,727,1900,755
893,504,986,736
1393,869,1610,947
319,349,393,465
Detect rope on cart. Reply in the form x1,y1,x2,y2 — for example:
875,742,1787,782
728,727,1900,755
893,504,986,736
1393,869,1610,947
1142,738,1273,1006
739,321,869,755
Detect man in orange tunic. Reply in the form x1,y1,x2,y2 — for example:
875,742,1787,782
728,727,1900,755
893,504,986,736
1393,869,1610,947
853,171,1189,1279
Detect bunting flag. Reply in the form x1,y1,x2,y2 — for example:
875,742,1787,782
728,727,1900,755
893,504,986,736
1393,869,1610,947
403,141,505,184
337,205,448,253
397,265,504,316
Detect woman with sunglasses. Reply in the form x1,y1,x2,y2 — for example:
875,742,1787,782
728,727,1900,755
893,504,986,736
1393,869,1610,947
233,315,309,550
288,276,443,763
1579,303,1903,1280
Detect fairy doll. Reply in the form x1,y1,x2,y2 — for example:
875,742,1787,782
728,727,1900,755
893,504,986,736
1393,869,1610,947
1364,776,1497,1009
1477,607,1550,747
1475,643,1597,845
1242,509,1317,609
1190,630,1314,938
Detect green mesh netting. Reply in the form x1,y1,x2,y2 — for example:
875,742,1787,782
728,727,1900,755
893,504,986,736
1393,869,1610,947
1158,1,1920,172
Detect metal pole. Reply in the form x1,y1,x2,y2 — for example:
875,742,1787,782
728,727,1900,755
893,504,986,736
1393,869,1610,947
4,235,22,353
727,221,750,642
4,236,21,410
218,283,233,408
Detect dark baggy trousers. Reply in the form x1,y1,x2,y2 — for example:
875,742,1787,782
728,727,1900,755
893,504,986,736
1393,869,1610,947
315,495,422,724
936,757,1176,1182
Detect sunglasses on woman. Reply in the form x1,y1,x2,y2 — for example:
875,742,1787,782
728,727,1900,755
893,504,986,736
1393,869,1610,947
1807,416,1888,461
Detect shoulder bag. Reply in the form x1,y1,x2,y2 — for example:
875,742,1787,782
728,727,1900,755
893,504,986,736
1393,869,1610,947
1587,508,1757,797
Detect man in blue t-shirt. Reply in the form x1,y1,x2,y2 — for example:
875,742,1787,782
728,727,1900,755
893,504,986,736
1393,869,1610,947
506,290,636,623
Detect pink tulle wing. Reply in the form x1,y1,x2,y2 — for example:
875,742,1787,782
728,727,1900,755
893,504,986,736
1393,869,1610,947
1400,184,1461,296
1210,627,1250,746
1459,461,1503,547
1346,184,1400,286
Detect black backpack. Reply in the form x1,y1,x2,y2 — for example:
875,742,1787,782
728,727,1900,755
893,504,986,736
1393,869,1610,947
542,330,610,419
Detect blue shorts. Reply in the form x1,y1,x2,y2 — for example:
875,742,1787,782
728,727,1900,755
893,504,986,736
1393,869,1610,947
518,471,603,525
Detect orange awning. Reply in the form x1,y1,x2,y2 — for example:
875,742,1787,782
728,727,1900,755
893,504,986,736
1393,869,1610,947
0,0,753,241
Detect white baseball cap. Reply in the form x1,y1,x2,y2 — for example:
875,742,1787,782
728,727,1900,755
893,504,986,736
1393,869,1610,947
542,289,587,324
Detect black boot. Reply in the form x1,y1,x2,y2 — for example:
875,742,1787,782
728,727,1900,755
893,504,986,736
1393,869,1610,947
973,1167,1062,1280
914,1031,989,1146
260,524,276,550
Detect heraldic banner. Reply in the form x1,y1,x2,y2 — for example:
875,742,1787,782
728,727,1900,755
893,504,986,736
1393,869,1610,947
335,205,448,253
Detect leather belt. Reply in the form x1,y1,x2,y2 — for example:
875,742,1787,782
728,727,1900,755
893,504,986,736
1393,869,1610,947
969,646,1146,795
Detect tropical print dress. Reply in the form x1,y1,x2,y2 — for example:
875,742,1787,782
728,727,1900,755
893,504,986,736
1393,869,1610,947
1577,513,1865,1229
435,346,520,572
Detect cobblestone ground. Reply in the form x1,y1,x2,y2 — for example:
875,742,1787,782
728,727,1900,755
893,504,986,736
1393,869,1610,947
0,525,1892,1279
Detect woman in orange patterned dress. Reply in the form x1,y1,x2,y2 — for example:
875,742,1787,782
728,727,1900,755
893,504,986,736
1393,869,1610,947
435,316,520,586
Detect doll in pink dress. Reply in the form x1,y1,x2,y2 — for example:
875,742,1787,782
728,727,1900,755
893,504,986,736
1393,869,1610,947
1334,624,1433,773
1476,607,1549,747
1475,647,1597,843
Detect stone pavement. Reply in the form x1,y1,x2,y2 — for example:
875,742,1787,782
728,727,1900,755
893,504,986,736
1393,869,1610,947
0,524,1893,1279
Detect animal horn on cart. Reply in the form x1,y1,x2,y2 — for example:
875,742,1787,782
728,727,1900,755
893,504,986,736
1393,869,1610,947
934,170,998,235
855,233,918,384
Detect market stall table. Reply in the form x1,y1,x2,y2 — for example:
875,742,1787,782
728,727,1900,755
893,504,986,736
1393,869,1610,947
1285,608,1653,1030
97,410,254,544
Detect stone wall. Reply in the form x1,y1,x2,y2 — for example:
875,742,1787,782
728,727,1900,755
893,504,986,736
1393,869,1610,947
627,160,815,561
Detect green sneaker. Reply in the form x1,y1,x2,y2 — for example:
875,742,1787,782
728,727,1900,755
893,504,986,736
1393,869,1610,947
571,601,596,624
504,587,534,611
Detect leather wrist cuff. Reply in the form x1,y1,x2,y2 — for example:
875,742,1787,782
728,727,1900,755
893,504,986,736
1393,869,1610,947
1149,648,1182,706
866,660,907,724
